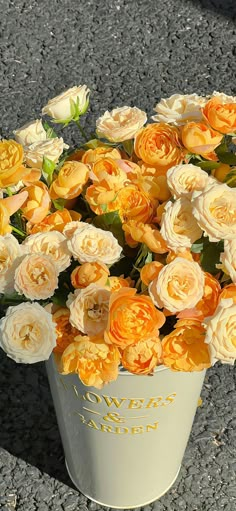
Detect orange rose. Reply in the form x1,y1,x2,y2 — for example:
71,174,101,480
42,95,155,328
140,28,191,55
82,146,121,166
91,158,128,190
134,123,183,170
117,185,155,223
121,336,163,375
162,319,211,371
0,139,28,187
85,181,119,215
203,97,236,134
105,287,165,349
177,272,221,321
219,284,236,303
0,191,28,235
140,261,164,286
166,249,194,263
107,276,134,292
27,209,81,234
21,181,51,224
60,335,121,388
123,220,168,254
50,161,89,200
71,262,110,288
181,122,223,157
211,163,230,183
52,307,81,354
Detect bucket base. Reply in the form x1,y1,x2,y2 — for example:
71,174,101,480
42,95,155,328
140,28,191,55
65,460,181,509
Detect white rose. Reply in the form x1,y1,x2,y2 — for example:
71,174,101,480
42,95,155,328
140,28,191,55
42,85,90,120
23,231,71,272
67,224,122,265
204,298,236,365
0,302,57,363
160,198,202,251
167,163,213,199
152,93,207,125
149,257,205,313
13,119,47,147
96,106,147,142
14,253,58,300
67,284,111,336
0,234,25,294
192,183,236,242
24,138,68,169
212,91,236,103
63,221,89,239
220,240,236,283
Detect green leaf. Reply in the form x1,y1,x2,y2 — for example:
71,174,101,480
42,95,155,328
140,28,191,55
42,156,56,185
224,168,236,188
93,210,125,247
195,160,221,173
200,240,224,274
52,198,66,211
122,139,134,157
215,141,236,165
191,237,205,253
43,121,58,138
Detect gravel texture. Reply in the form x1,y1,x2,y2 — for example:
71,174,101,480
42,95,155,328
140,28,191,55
0,0,236,510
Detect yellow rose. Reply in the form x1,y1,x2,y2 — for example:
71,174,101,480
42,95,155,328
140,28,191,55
14,253,58,300
21,181,51,224
96,106,147,142
52,307,80,354
42,85,90,120
152,93,207,125
50,161,89,199
149,257,205,313
181,122,223,157
203,96,236,134
0,191,28,235
134,123,183,170
66,284,111,336
192,183,236,242
122,220,168,254
140,261,164,286
14,119,47,146
0,139,28,187
82,146,121,166
204,298,236,364
160,197,202,251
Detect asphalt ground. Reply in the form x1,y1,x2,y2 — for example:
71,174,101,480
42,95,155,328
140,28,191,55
0,1,236,510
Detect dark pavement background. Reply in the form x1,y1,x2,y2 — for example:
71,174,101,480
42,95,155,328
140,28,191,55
0,1,236,510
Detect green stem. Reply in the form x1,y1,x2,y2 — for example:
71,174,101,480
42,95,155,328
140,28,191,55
11,225,26,237
75,120,89,141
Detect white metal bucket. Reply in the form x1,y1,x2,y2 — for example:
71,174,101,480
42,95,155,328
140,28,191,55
46,356,205,508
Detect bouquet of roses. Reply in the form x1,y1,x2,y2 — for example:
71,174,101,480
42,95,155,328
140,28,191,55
0,86,236,389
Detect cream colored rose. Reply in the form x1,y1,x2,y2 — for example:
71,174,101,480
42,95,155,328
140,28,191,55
212,91,236,103
14,253,58,300
192,183,236,242
14,119,47,147
220,240,236,283
152,93,207,125
67,283,111,336
0,302,56,363
160,198,202,251
63,221,88,239
42,85,90,120
23,231,71,272
67,224,122,265
167,163,213,199
96,106,147,142
204,298,236,364
25,138,68,169
149,257,205,313
0,234,25,294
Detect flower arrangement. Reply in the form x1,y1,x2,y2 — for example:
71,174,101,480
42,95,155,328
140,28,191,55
0,86,236,389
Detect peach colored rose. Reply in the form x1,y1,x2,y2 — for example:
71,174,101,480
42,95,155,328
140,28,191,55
50,161,89,200
162,319,211,371
107,276,134,292
167,163,212,199
0,139,29,187
177,272,221,321
152,93,207,125
140,261,164,286
117,185,155,223
25,138,67,169
149,257,205,313
67,224,122,266
82,146,121,166
0,191,28,235
52,307,81,354
122,336,163,375
71,262,110,288
14,253,58,300
90,157,128,190
166,249,194,263
23,231,71,272
0,234,25,294
21,181,51,224
27,209,81,234
192,183,236,242
67,284,111,336
0,302,57,364
219,284,236,303
123,220,168,254
181,122,223,157
104,287,165,349
14,119,47,146
60,335,120,389
220,240,236,283
160,198,202,251
62,220,85,239
96,106,147,142
134,123,183,170
85,181,119,215
42,85,90,120
203,96,236,134
132,167,171,202
204,298,236,364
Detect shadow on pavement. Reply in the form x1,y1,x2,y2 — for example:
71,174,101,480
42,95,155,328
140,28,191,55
191,0,236,17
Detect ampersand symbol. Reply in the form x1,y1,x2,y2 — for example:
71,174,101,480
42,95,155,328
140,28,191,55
103,412,126,423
